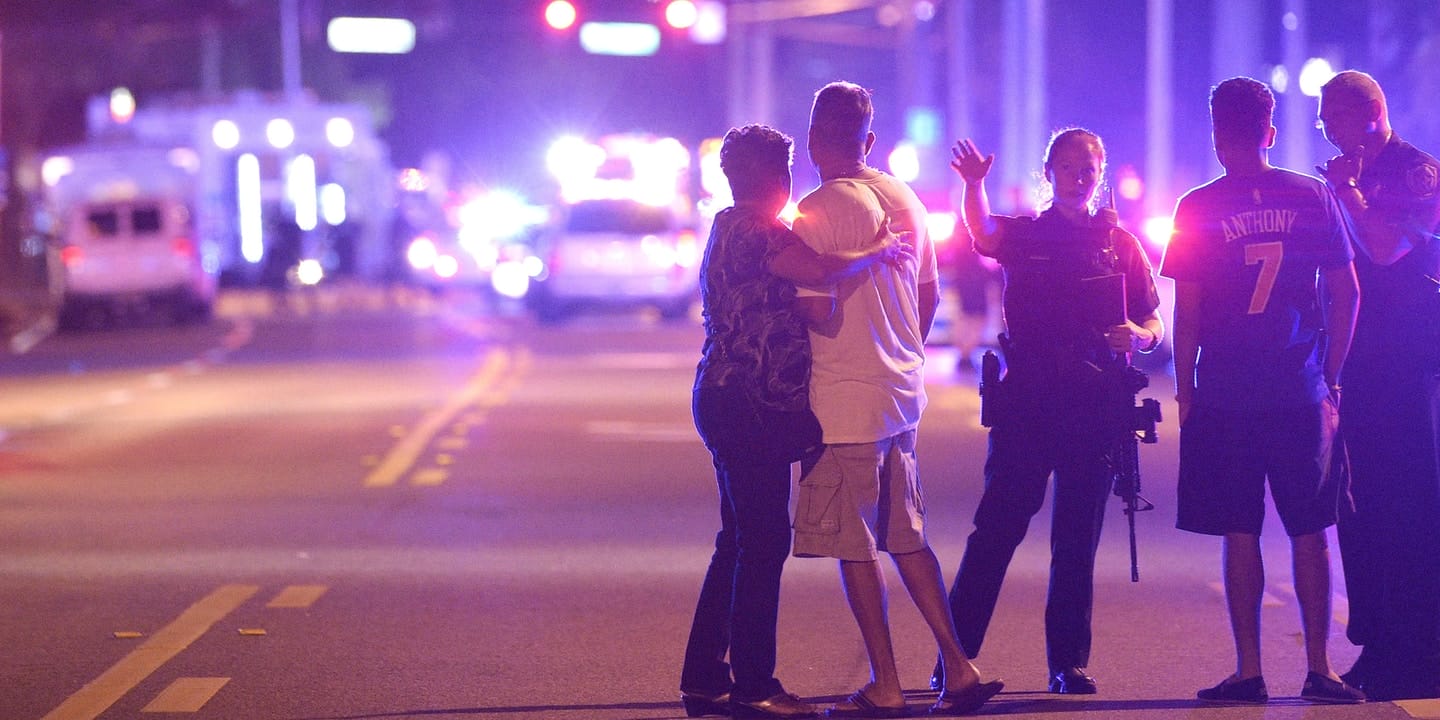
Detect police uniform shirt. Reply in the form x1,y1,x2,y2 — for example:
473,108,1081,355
983,208,1160,382
1161,168,1354,408
1347,135,1440,376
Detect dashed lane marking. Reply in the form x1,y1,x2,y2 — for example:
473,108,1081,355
584,421,697,442
41,584,258,720
266,584,328,608
140,677,230,713
411,467,448,486
363,348,511,488
584,352,695,370
436,436,469,450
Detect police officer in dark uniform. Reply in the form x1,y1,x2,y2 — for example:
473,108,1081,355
937,130,1164,694
1317,69,1440,702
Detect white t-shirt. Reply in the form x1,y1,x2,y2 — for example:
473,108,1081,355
792,167,939,444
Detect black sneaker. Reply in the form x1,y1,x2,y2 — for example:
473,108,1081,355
1301,671,1366,704
1196,675,1268,705
1340,649,1375,688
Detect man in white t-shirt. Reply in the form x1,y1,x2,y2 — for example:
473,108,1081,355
790,81,1002,718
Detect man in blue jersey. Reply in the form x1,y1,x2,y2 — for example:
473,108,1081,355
1161,77,1364,705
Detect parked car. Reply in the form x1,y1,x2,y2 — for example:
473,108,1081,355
527,198,702,322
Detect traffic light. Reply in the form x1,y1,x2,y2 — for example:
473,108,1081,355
663,0,698,30
544,1,577,31
544,0,724,48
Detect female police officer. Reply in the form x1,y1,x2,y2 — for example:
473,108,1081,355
936,129,1164,694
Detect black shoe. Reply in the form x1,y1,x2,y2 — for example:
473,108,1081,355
1340,647,1377,688
734,691,817,719
1048,667,1097,694
1364,677,1440,701
1300,671,1366,704
681,690,731,718
1196,675,1267,705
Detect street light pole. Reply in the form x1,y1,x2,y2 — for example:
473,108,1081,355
1145,0,1174,221
1000,0,1046,209
281,0,302,98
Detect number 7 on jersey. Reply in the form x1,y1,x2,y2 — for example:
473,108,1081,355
1244,241,1284,314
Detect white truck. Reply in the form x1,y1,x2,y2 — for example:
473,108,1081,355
43,142,219,327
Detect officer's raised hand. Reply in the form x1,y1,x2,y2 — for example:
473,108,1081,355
950,139,994,184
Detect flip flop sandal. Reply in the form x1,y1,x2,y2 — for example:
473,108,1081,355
928,680,1004,716
824,689,910,718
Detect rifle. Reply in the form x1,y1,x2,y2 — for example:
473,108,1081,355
1104,360,1161,582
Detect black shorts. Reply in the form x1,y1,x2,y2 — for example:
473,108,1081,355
1176,399,1343,537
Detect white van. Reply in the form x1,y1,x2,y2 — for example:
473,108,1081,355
59,197,216,327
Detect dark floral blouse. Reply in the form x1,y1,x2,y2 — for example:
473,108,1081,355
694,206,812,414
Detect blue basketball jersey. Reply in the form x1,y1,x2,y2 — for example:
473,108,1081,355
1161,168,1354,407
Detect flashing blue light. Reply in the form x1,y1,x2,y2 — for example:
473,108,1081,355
905,107,942,147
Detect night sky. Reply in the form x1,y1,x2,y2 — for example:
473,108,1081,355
3,0,1438,212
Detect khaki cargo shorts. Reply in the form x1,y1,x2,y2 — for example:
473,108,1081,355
792,429,928,561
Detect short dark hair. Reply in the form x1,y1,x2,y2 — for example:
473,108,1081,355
1210,77,1274,147
809,81,873,152
719,124,792,202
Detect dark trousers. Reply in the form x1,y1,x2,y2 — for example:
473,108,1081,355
681,386,791,702
1337,369,1440,685
946,414,1112,671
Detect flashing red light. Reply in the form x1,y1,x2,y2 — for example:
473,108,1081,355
1116,165,1144,202
61,245,84,266
1118,175,1144,202
172,237,196,257
545,1,578,31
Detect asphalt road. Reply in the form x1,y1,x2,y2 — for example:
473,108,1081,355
0,287,1436,720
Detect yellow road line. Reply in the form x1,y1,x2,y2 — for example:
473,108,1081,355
477,347,531,408
266,584,328,609
1397,698,1440,718
363,348,510,487
42,584,258,720
141,677,230,713
411,467,448,486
